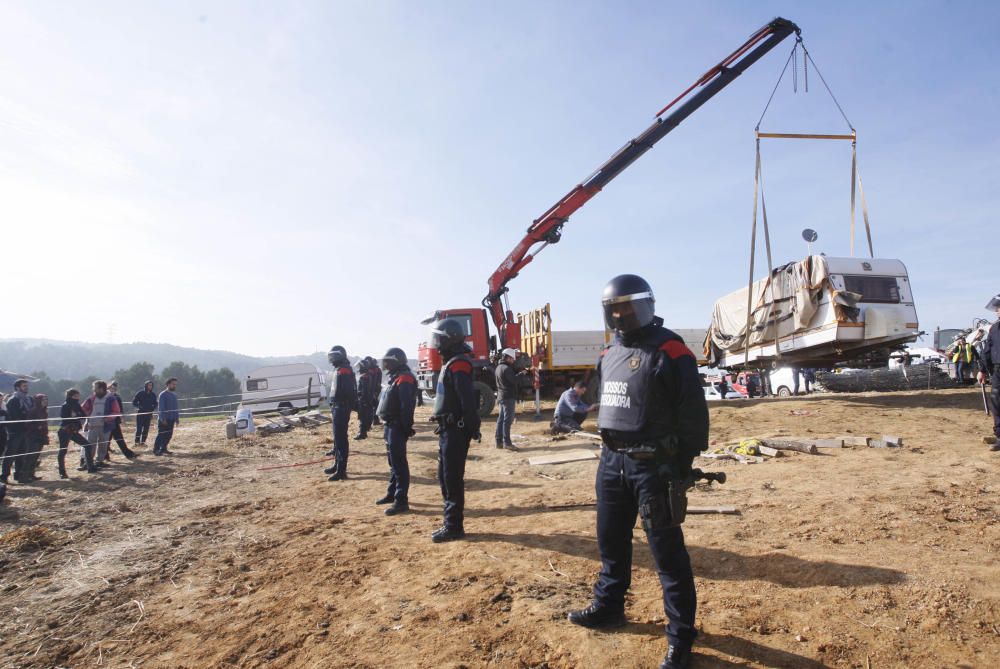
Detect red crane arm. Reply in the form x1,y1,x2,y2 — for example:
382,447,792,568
483,17,800,350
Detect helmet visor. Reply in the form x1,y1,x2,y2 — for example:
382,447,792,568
602,292,655,333
985,294,1000,311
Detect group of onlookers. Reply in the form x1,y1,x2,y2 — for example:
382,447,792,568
0,377,181,486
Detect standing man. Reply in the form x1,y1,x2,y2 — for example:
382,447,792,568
976,293,1000,451
367,356,383,427
954,339,973,384
568,275,709,669
745,373,759,398
82,381,121,466
375,347,417,516
494,348,519,450
106,381,136,459
3,380,34,484
552,381,593,433
24,394,50,480
132,381,158,446
153,378,180,456
324,345,357,481
429,318,481,543
354,359,373,440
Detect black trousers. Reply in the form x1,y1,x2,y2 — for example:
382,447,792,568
153,421,175,454
135,414,153,443
990,371,1000,437
58,427,92,473
2,433,29,481
592,448,697,649
331,406,351,473
438,425,471,531
109,423,133,456
358,403,373,436
383,424,411,503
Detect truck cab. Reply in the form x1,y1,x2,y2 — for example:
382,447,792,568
417,308,498,415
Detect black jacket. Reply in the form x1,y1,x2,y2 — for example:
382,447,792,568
495,363,518,402
132,388,158,412
60,398,87,430
978,321,1000,375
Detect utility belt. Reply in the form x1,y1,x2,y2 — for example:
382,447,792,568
601,432,679,461
431,413,466,429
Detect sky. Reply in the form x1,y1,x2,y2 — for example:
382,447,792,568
1,0,997,359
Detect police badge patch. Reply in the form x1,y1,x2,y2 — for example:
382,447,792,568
628,356,641,370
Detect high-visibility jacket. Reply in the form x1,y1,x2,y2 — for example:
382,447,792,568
952,342,972,363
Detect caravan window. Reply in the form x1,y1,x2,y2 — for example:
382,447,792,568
843,275,900,304
246,379,268,391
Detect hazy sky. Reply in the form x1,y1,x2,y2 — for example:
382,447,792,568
1,1,996,358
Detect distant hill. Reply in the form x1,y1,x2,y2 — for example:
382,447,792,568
0,339,334,380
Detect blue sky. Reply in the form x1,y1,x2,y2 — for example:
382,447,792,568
1,1,996,358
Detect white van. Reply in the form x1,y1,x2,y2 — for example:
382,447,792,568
241,363,328,414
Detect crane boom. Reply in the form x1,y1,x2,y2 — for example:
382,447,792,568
484,17,801,349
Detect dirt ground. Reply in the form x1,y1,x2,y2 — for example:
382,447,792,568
1,388,998,669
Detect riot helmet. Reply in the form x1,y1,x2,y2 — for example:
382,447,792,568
356,359,368,373
381,347,407,372
328,345,348,367
602,274,656,334
430,318,467,354
985,293,1000,312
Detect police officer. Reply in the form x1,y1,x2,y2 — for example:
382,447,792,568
375,348,417,515
367,356,383,426
355,359,373,440
429,318,481,542
976,293,1000,450
567,275,709,669
324,345,357,481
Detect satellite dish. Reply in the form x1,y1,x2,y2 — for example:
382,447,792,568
801,228,818,242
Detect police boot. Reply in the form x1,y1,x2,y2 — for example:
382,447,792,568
659,645,692,669
375,495,394,505
384,500,409,516
328,471,348,481
431,526,465,543
325,448,337,456
354,431,367,440
503,442,519,451
567,602,627,629
323,465,338,475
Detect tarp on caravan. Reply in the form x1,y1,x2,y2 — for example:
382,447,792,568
704,255,861,363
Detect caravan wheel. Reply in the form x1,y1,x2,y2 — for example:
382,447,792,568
277,401,295,416
776,386,791,397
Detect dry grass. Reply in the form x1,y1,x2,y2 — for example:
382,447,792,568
0,525,58,552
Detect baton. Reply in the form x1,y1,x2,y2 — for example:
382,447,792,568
983,382,992,416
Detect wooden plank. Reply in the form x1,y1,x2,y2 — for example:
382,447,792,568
882,435,903,447
574,431,603,441
528,450,599,466
781,437,844,448
757,445,781,457
763,439,819,455
688,506,740,515
840,436,872,447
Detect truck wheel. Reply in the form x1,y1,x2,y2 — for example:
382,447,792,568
776,386,791,397
278,401,295,416
475,382,496,417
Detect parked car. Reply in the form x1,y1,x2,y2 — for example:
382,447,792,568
704,383,745,401
241,363,328,414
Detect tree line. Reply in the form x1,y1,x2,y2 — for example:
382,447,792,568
24,361,241,418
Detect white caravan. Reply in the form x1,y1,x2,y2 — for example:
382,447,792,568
706,256,919,369
241,363,328,414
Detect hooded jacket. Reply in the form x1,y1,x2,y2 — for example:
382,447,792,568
132,382,159,412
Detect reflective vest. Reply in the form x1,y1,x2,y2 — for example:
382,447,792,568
952,343,972,364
